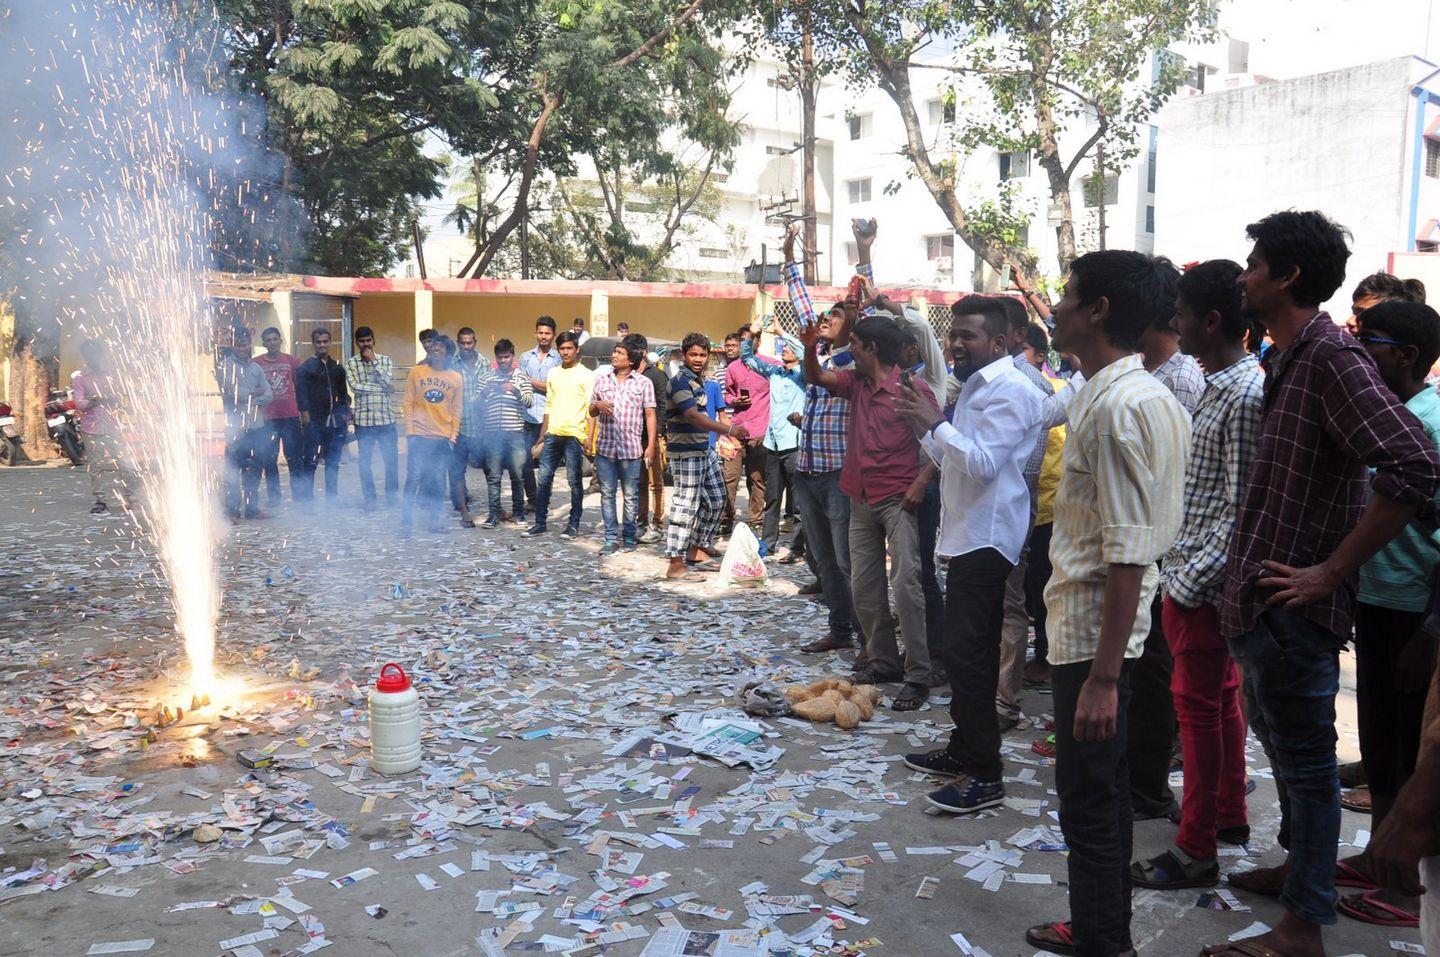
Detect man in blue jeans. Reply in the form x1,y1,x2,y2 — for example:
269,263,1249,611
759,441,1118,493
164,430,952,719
519,316,561,513
1203,211,1440,957
294,328,350,501
479,339,533,527
525,332,594,537
589,339,656,553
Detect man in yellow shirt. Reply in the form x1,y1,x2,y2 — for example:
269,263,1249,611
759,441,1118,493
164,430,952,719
525,331,596,537
401,334,463,532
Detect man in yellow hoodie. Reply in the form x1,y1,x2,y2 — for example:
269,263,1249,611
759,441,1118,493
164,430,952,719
401,334,463,532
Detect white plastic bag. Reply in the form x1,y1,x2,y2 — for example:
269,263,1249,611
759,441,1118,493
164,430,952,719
719,522,768,587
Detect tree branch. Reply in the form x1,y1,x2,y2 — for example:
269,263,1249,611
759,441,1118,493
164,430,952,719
459,90,564,278
612,0,707,69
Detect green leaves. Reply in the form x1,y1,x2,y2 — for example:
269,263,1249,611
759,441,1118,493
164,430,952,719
374,25,453,73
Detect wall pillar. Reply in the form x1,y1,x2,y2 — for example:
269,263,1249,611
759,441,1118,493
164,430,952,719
589,289,609,337
414,289,434,362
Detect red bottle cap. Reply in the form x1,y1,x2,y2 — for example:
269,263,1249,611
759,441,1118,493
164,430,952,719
375,663,411,693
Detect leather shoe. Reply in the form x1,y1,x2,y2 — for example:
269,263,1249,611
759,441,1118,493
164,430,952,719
800,635,853,653
797,579,823,596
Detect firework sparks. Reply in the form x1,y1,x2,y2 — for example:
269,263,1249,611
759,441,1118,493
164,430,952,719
2,0,278,701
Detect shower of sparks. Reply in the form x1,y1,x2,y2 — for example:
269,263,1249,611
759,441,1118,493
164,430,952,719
4,1,268,701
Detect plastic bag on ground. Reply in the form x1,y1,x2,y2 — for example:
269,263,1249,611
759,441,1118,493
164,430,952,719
737,680,791,717
719,522,767,587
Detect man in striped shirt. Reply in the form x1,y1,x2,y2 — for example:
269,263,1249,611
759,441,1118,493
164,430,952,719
1027,251,1190,957
478,338,533,528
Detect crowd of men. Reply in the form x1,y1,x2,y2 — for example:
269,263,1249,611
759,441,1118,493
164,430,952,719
70,211,1440,956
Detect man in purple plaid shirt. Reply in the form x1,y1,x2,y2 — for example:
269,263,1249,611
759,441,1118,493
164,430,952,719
590,340,656,554
1202,211,1440,957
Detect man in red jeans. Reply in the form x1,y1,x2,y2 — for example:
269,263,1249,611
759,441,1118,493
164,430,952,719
1131,259,1262,889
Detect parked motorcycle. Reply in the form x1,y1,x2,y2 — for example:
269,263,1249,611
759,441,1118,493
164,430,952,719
0,401,18,466
45,387,85,466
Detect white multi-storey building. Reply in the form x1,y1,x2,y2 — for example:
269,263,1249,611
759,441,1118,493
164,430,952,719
1154,55,1440,314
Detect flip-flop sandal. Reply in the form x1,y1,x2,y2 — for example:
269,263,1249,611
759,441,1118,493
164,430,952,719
1025,921,1076,956
1337,889,1420,927
1334,860,1379,889
1197,940,1288,957
1032,734,1056,758
1340,786,1371,812
890,685,928,712
664,572,707,583
686,559,721,572
1131,849,1220,890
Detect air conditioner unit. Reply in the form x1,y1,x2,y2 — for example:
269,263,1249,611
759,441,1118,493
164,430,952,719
933,256,953,273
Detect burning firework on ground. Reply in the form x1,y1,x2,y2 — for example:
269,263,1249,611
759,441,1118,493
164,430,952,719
2,1,282,701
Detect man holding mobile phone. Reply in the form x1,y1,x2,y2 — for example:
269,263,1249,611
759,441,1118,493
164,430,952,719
723,323,770,534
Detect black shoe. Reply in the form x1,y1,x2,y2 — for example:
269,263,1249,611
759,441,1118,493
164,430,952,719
1133,798,1180,821
797,579,823,596
904,748,966,777
522,524,548,537
1217,823,1251,846
560,526,579,539
481,516,500,529
850,663,903,685
926,775,1005,814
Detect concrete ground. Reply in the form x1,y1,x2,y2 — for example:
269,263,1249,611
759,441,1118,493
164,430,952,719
0,461,1410,957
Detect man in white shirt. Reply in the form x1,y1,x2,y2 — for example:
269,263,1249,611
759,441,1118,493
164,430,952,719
895,296,1044,814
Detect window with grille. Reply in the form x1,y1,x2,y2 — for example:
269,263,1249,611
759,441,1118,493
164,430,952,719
926,234,955,260
1426,138,1440,179
1082,173,1120,207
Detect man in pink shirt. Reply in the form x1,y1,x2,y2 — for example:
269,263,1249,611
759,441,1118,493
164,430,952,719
72,338,136,516
722,326,770,533
253,326,302,508
800,304,938,711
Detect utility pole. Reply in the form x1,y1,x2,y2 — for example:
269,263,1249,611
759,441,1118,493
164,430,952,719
410,217,427,279
520,205,531,280
799,12,819,283
1095,140,1108,251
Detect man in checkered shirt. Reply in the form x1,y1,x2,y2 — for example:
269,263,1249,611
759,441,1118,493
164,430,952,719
589,339,656,554
1130,259,1262,893
1202,211,1440,957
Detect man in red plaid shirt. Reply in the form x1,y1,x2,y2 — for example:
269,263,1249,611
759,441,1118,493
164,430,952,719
1202,210,1440,957
590,340,656,554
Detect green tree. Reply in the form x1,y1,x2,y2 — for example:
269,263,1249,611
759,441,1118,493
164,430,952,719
454,0,751,278
825,0,1216,295
218,0,505,275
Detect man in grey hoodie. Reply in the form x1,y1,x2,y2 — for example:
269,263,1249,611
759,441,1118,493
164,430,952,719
216,326,273,520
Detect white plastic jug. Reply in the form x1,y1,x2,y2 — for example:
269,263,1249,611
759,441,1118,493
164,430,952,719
368,662,421,775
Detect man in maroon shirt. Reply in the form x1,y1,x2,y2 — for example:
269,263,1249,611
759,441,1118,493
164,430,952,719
1202,211,1440,957
801,303,937,711
723,325,770,533
254,326,302,508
